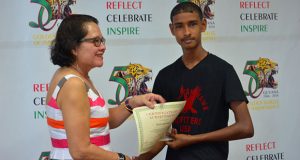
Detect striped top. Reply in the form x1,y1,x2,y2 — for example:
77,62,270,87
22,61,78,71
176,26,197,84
46,74,110,159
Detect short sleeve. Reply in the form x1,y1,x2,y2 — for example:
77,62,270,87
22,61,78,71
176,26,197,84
224,65,248,105
153,71,164,95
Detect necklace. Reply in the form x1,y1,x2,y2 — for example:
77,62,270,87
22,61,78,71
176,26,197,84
71,65,90,79
70,65,100,95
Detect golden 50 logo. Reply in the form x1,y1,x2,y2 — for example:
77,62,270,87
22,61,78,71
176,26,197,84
243,57,278,98
29,0,76,31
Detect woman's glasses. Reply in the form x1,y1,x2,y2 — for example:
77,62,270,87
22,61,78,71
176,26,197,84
80,36,106,47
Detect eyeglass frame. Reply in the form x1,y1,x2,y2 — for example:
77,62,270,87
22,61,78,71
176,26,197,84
79,36,106,47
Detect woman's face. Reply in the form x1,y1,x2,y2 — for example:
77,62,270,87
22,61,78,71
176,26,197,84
74,22,106,71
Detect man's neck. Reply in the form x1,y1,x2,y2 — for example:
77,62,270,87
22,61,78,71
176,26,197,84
182,48,208,69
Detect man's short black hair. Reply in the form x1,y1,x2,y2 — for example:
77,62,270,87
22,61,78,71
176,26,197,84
170,2,204,22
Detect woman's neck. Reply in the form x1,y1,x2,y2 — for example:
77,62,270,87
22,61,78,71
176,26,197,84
71,64,90,79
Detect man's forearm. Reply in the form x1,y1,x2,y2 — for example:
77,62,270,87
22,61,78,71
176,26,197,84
137,141,166,160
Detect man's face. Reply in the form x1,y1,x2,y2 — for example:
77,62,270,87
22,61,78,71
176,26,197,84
170,11,206,50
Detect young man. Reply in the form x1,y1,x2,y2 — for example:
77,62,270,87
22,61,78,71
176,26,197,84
137,2,254,160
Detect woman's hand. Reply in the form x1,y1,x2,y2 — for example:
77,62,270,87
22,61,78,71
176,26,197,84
129,93,165,109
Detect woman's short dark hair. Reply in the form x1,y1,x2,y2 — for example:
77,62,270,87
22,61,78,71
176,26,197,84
50,14,98,67
170,2,203,22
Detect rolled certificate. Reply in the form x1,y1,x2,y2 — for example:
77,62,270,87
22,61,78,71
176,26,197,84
133,101,186,154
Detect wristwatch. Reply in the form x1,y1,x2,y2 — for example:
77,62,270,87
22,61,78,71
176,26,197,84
118,153,126,160
124,99,133,113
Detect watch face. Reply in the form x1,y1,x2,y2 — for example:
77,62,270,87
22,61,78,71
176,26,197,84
118,153,125,160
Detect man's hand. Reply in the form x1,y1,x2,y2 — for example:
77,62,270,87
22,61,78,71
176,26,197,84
165,129,194,150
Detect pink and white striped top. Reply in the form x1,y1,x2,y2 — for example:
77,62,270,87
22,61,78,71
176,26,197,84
46,74,110,159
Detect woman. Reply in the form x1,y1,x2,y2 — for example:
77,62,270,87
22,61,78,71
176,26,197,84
46,14,165,160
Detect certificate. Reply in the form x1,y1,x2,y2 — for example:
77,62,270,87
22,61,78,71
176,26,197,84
133,101,186,154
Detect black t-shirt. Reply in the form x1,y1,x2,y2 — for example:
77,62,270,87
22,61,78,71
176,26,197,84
153,53,248,160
